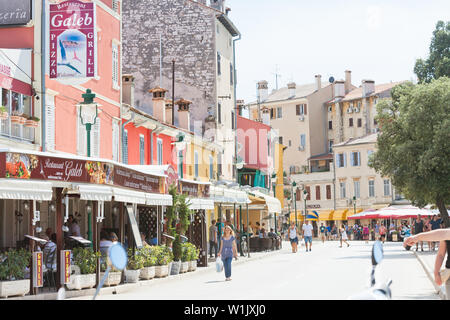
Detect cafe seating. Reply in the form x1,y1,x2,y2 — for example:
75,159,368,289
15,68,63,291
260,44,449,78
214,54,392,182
44,250,57,290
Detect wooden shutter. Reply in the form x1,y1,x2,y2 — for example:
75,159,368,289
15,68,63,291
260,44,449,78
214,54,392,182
91,118,101,158
316,186,321,200
45,95,56,151
304,104,307,115
77,107,86,156
306,186,311,200
326,185,331,200
296,105,300,115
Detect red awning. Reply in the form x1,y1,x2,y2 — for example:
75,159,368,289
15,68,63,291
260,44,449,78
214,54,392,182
0,72,32,96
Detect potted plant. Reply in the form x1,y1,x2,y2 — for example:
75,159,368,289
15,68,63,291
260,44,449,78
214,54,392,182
171,235,182,275
0,249,31,298
124,248,144,283
99,260,122,287
67,247,100,290
0,106,8,120
391,231,399,242
10,113,27,125
140,246,157,280
25,116,40,128
186,243,199,272
179,243,189,273
154,245,172,278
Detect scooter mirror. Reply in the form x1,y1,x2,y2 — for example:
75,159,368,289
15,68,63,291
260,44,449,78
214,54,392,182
372,241,384,266
109,243,127,270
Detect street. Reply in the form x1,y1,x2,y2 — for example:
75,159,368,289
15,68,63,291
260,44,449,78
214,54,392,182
70,240,439,300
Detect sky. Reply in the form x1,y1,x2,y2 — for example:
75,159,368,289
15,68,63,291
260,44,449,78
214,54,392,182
225,0,450,104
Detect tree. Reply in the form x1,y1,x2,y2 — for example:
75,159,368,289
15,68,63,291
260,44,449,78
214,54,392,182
414,21,450,83
370,78,450,227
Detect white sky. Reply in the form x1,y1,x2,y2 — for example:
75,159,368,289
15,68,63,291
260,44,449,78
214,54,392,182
225,0,450,103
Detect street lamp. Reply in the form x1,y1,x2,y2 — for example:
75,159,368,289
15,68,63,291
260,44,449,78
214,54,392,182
352,196,356,216
303,189,309,221
78,89,99,157
292,181,298,228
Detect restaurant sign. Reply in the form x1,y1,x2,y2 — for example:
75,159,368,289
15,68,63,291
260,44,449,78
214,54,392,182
178,180,210,198
60,250,71,284
0,0,31,26
33,252,43,288
0,152,163,194
49,0,97,79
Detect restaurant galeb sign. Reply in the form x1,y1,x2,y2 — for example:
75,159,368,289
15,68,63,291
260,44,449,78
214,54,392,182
0,152,163,194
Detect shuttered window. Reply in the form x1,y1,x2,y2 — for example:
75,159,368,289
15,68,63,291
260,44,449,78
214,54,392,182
91,118,101,158
326,185,332,200
316,186,321,200
112,43,119,88
139,135,145,165
45,94,56,152
112,119,120,161
123,130,128,164
157,138,163,165
305,186,311,200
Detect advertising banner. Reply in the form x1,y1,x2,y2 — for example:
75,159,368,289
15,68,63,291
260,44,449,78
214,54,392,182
49,0,96,79
60,250,71,284
0,0,31,26
33,252,43,288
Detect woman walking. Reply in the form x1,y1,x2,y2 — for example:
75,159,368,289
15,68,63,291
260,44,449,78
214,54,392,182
363,225,370,244
218,225,238,281
339,225,350,247
288,222,299,253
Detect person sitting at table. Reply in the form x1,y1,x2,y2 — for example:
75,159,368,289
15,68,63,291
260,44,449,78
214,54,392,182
268,228,277,238
99,230,113,258
43,234,57,271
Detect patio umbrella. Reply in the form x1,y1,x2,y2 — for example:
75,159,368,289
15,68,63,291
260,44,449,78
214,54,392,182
347,209,378,220
306,210,319,221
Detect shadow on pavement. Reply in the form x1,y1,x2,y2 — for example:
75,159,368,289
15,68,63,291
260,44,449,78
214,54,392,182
204,280,225,284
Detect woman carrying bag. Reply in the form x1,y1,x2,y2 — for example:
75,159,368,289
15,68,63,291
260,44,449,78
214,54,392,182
218,225,238,281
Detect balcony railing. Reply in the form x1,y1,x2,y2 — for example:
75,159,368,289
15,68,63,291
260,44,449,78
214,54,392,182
0,117,36,143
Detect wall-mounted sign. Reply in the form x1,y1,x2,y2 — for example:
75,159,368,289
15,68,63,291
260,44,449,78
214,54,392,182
307,204,321,209
0,0,31,26
178,180,210,198
33,252,43,288
49,0,97,79
60,250,71,284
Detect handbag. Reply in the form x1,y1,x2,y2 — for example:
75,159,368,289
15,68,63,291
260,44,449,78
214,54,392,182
215,257,223,273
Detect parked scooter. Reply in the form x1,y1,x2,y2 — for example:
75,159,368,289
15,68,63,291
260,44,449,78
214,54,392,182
348,241,393,300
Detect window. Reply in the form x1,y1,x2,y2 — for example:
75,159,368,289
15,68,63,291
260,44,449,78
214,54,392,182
112,43,119,88
315,186,321,200
300,134,306,148
230,63,233,85
383,179,391,196
270,108,275,119
305,186,311,200
357,118,362,128
329,140,333,153
354,180,360,199
349,118,354,127
209,155,214,180
288,140,291,147
218,103,222,124
369,180,375,197
296,104,307,115
217,52,221,75
277,107,282,118
123,130,128,164
279,136,283,145
340,182,346,199
157,138,163,165
351,152,361,166
326,185,332,200
328,121,333,130
336,153,347,168
194,151,199,178
328,105,332,112
139,135,145,165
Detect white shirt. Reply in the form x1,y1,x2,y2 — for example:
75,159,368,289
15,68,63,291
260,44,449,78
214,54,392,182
289,227,297,239
302,224,314,237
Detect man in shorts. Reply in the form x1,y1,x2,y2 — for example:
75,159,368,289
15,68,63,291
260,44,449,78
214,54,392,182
414,215,424,251
302,220,314,252
319,223,326,244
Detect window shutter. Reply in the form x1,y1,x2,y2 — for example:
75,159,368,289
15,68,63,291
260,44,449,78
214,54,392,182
77,107,86,156
306,186,311,200
316,186,320,200
123,130,128,164
343,153,347,167
357,152,361,166
336,154,341,168
304,104,307,115
112,43,119,88
296,105,300,115
45,95,56,152
91,118,101,158
112,120,120,161
326,185,331,200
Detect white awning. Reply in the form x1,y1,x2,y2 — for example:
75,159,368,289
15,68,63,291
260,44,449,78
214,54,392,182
112,187,147,204
76,184,113,202
251,190,282,214
0,179,53,201
145,193,172,206
187,198,215,210
235,190,251,204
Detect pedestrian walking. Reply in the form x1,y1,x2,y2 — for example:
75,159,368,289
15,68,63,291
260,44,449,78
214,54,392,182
331,225,337,241
288,222,299,253
319,223,326,244
218,225,238,281
430,215,442,251
326,224,331,241
363,225,370,243
413,215,424,251
302,220,314,251
339,225,350,248
209,219,218,258
379,224,387,243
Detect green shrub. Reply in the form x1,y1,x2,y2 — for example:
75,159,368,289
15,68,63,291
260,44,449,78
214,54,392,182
184,243,199,261
127,248,145,270
0,249,31,281
154,245,173,266
141,246,157,267
181,243,190,262
72,247,100,275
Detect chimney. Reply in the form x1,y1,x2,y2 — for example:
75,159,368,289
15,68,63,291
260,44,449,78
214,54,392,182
362,80,375,97
236,99,245,116
257,80,269,102
122,75,135,106
149,86,168,122
287,82,296,98
165,99,173,125
210,0,225,12
176,99,192,131
334,80,345,99
261,107,270,126
315,75,322,91
345,70,352,93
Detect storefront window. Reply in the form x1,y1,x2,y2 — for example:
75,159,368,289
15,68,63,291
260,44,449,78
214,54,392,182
11,91,21,115
22,94,31,116
1,88,9,110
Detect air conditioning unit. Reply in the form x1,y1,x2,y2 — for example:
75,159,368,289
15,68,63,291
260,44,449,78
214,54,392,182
298,146,305,151
347,107,353,114
299,116,305,121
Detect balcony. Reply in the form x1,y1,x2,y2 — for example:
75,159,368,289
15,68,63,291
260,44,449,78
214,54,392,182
0,116,36,144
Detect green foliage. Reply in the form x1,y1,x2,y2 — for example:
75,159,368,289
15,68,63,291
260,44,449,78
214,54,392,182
183,242,199,261
172,235,182,262
370,78,450,226
127,248,145,270
153,245,173,266
73,247,100,275
414,21,450,83
0,106,7,113
140,246,157,267
180,243,189,262
0,249,31,281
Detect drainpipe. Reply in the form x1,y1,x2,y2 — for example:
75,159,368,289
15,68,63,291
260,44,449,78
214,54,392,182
233,33,241,184
41,0,46,151
122,111,134,163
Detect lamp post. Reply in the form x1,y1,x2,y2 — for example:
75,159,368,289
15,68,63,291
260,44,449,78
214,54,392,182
352,196,356,216
78,89,98,157
303,189,309,221
292,182,297,228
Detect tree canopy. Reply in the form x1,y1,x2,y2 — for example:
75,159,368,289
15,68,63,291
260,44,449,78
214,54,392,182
414,21,450,83
370,77,450,226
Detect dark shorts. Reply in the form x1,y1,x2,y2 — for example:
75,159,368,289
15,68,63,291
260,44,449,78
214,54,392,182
290,237,298,244
304,236,312,243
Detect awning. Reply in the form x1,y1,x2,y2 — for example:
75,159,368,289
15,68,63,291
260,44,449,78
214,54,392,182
76,184,113,202
346,208,363,219
145,193,172,206
318,210,334,221
112,187,147,204
235,190,250,204
0,179,53,201
331,209,349,221
250,190,282,214
289,211,305,221
187,198,215,210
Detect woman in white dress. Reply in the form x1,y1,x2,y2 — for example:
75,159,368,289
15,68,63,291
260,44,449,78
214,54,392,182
339,225,350,248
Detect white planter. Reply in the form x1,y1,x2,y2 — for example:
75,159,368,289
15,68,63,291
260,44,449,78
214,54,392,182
0,279,30,298
188,260,197,272
154,265,169,278
124,269,141,283
180,261,189,273
140,266,156,280
66,274,96,290
170,261,181,275
100,271,122,287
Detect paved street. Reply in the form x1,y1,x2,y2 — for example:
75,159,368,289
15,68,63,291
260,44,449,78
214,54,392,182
70,240,439,300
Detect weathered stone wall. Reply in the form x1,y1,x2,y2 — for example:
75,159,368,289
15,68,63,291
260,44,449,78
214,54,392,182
122,0,217,133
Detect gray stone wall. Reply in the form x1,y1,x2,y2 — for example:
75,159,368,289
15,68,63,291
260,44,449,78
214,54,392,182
122,0,217,133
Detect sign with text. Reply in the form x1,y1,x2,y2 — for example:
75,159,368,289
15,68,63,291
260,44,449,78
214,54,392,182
60,250,71,284
33,252,43,288
178,180,210,198
49,0,97,79
0,0,31,26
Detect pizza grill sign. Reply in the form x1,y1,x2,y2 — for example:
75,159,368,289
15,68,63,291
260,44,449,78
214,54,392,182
48,0,97,79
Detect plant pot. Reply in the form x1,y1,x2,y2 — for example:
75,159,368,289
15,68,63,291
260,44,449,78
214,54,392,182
0,279,30,298
180,261,189,273
124,269,141,283
24,120,38,128
392,234,398,242
0,112,8,120
140,266,156,280
10,116,26,124
66,274,96,290
188,260,197,272
100,271,122,287
154,265,169,278
170,261,181,275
